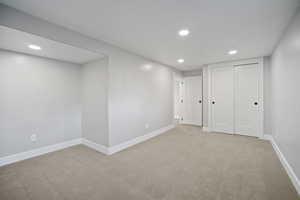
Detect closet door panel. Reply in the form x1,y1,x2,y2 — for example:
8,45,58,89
211,67,234,133
183,76,202,126
235,64,260,137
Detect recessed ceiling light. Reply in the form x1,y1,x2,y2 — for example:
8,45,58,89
178,29,190,37
228,50,238,55
177,59,184,63
142,64,153,71
28,44,41,50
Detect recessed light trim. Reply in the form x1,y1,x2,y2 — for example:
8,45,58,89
177,59,184,63
28,44,41,50
178,29,190,37
228,50,238,55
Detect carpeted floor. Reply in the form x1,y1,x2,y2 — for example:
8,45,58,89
0,125,299,200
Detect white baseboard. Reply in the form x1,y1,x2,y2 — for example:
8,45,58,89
0,138,82,167
107,124,175,155
0,125,175,166
261,134,272,141
202,126,211,132
181,121,202,126
81,138,108,155
266,135,300,196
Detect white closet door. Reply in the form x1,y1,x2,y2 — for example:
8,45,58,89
183,76,202,126
235,64,260,137
211,66,234,133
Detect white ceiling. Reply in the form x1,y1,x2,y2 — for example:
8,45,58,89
0,26,104,64
1,0,299,70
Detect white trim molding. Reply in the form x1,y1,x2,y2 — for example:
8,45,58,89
202,126,211,132
261,134,273,141
266,135,300,195
81,138,109,155
181,121,202,126
107,124,175,155
0,125,175,166
0,138,82,167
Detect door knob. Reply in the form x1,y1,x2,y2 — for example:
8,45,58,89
212,101,215,104
254,102,258,105
199,100,202,103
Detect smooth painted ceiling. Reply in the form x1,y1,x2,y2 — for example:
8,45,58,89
0,26,104,64
1,0,299,70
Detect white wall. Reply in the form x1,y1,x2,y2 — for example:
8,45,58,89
270,9,300,180
108,51,174,146
263,56,272,135
82,53,175,147
81,58,109,146
0,5,178,148
0,50,81,157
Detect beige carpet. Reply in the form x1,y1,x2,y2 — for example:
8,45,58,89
0,125,299,200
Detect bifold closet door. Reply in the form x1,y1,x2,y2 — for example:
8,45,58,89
183,76,202,126
211,67,234,133
235,64,260,137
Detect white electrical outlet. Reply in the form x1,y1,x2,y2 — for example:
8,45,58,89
30,134,37,142
145,124,149,129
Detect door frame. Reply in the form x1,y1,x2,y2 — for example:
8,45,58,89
207,58,264,138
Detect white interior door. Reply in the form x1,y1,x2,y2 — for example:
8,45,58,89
235,64,260,137
173,80,183,121
173,80,180,120
211,66,234,133
183,76,202,126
